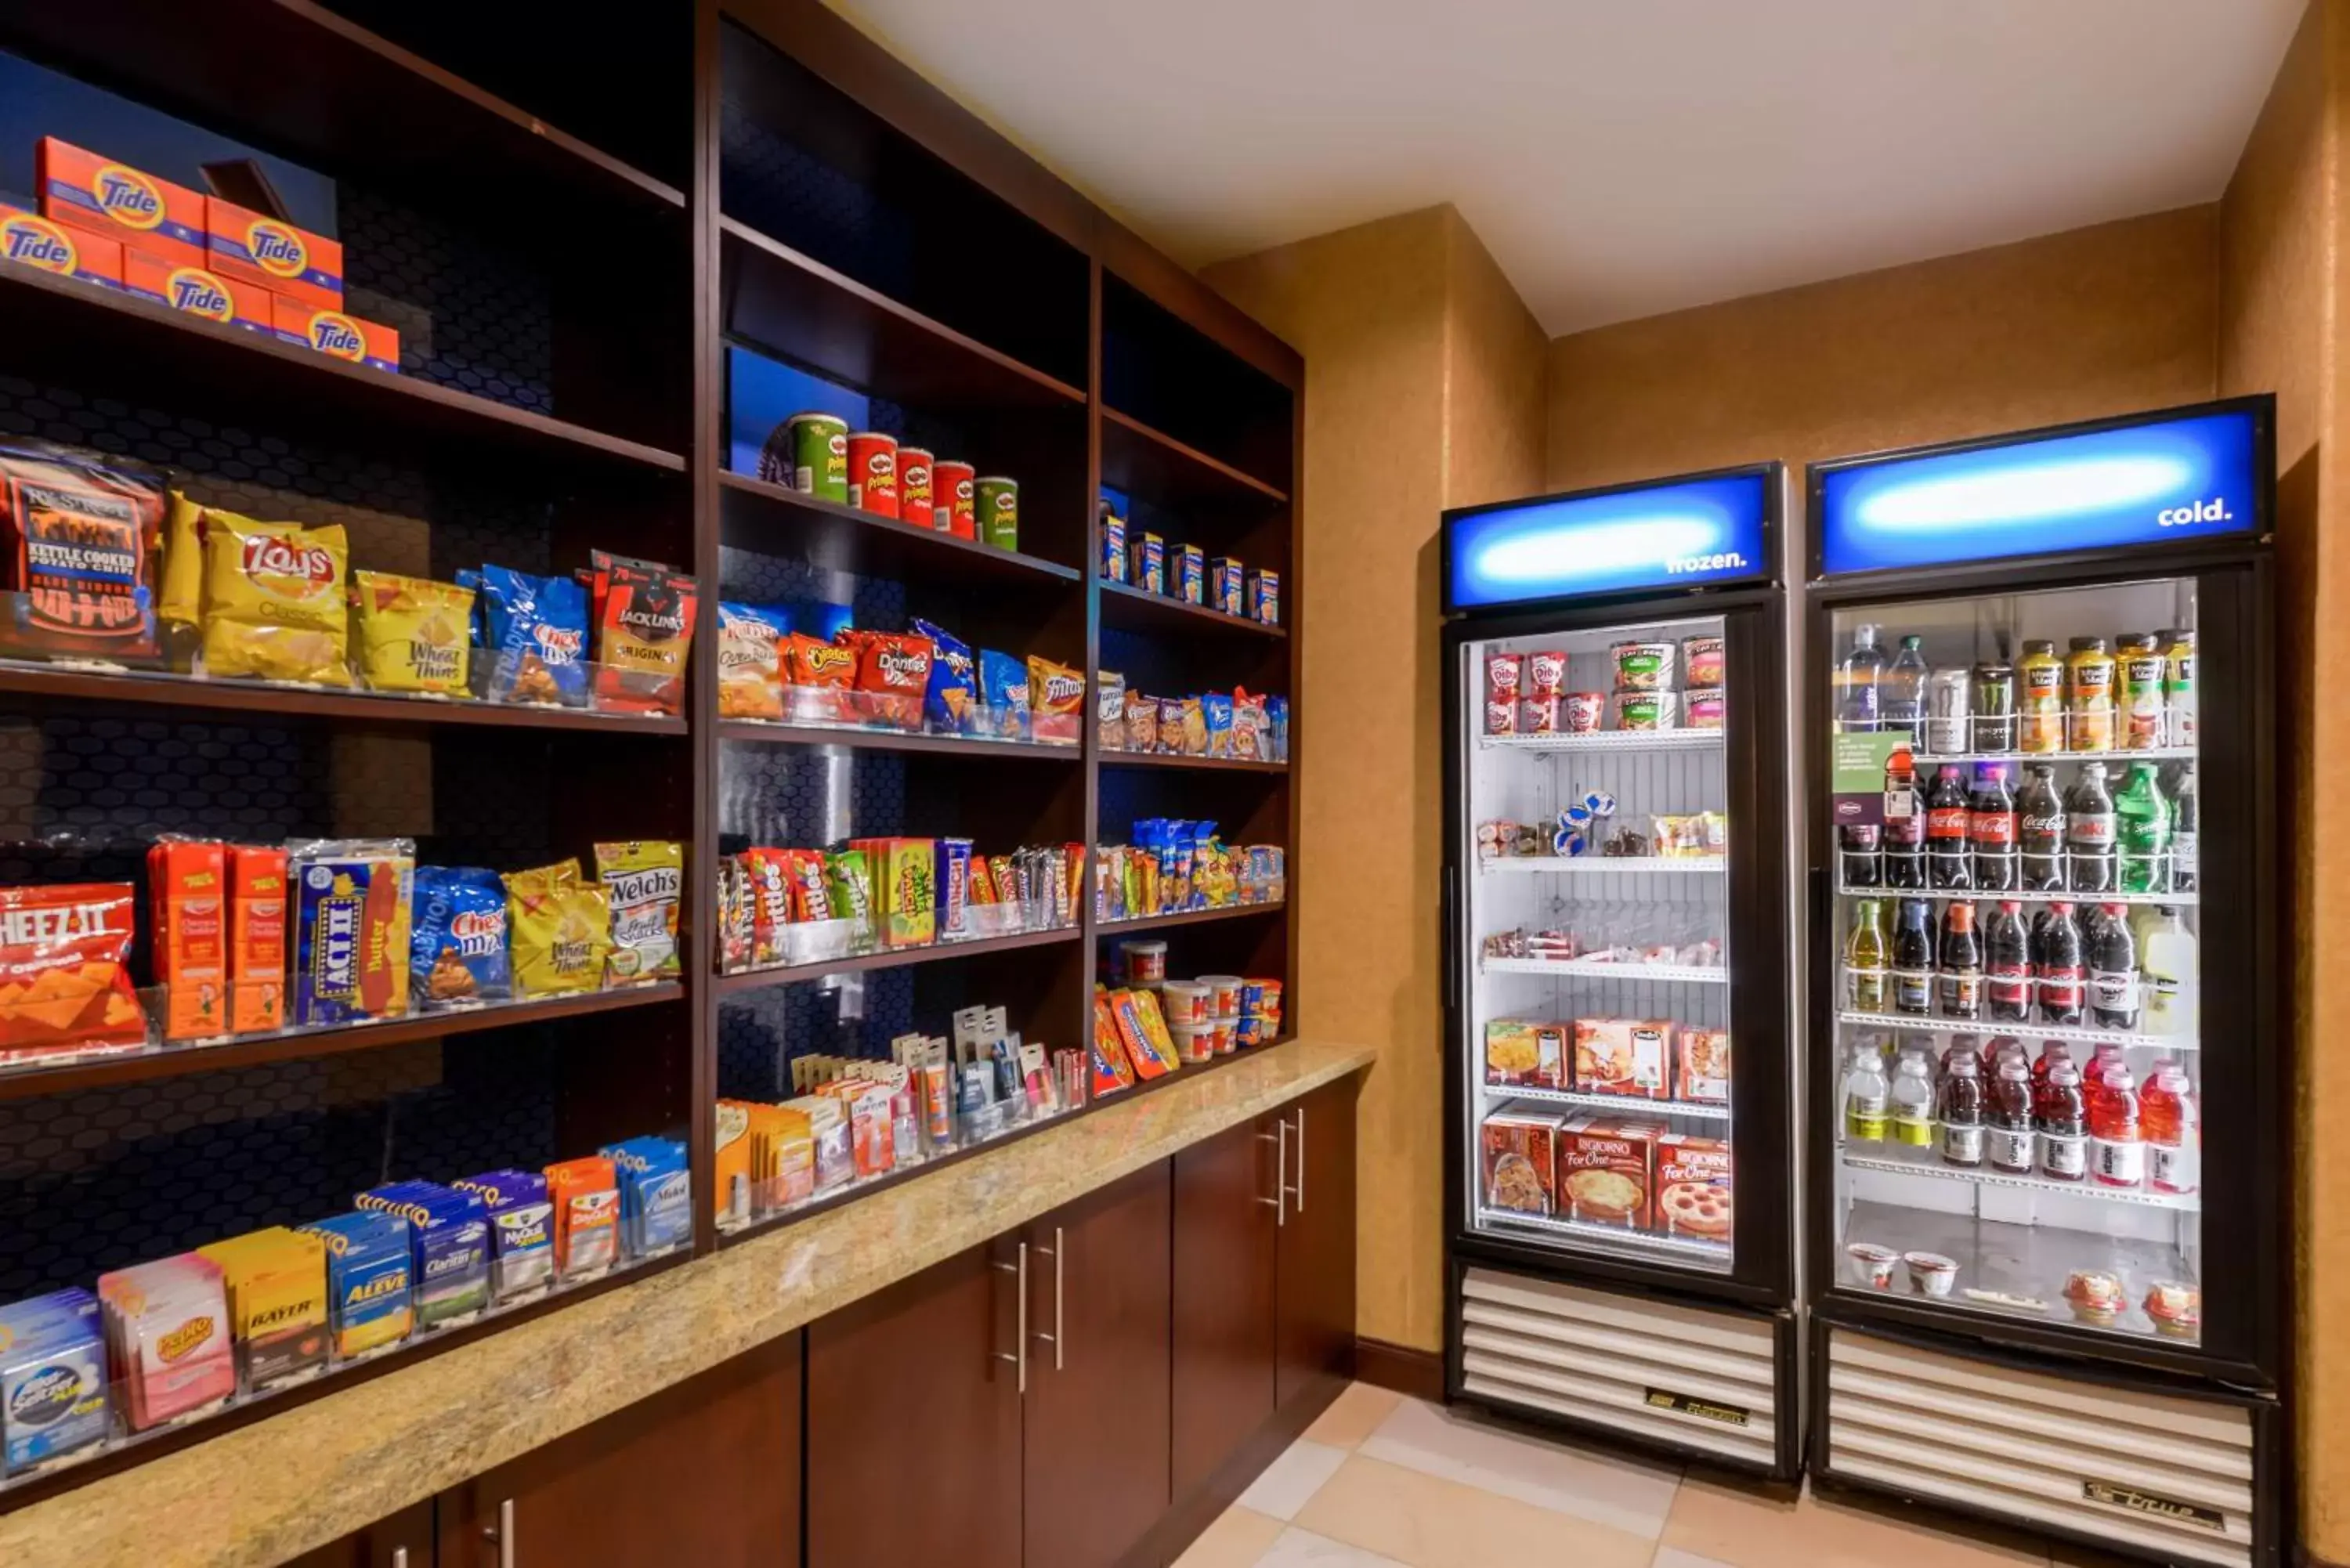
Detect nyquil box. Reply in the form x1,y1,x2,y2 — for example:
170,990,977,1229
0,1288,108,1475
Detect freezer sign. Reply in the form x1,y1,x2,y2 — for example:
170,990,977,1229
1643,1387,1751,1427
2081,1479,2226,1532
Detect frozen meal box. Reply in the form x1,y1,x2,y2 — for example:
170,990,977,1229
204,197,342,311
1676,1028,1730,1104
1655,1133,1733,1243
1573,1017,1670,1099
1556,1116,1660,1230
38,139,205,269
0,1287,107,1475
1480,1106,1562,1217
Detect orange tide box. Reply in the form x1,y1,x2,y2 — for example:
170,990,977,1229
0,200,122,288
270,296,401,375
228,846,287,1034
38,139,206,269
204,197,342,311
147,840,227,1041
122,251,271,335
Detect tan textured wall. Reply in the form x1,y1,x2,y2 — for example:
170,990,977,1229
1205,206,1545,1353
1545,207,2219,491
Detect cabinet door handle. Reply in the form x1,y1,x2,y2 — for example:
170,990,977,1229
1031,1225,1065,1371
1288,1109,1306,1212
1258,1121,1285,1224
991,1242,1029,1393
392,1551,407,1568
480,1498,515,1568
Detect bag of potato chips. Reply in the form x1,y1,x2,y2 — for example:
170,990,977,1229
352,572,474,695
716,603,789,720
503,859,612,998
201,511,351,685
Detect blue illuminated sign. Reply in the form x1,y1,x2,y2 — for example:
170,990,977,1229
1444,471,1772,611
1818,408,2261,576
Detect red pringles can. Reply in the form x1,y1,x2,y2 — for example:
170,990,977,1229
897,446,935,528
931,458,976,537
846,431,899,518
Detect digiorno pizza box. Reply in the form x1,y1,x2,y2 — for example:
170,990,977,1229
1555,1115,1661,1230
1655,1133,1733,1244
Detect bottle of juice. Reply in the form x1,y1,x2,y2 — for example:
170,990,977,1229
2017,640,2066,753
2142,1060,2200,1194
1987,1055,2035,1175
2088,1064,2145,1188
2037,1057,2088,1181
2164,628,2197,748
2066,635,2117,753
1938,1051,1985,1169
1846,899,1889,1012
1844,1039,1889,1143
2117,632,2167,751
2141,905,2198,1035
1890,1048,1936,1150
1938,900,1983,1021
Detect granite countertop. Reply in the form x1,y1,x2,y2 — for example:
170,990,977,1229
0,1036,1375,1568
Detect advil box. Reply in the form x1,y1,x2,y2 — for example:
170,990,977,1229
0,200,121,289
38,139,205,269
270,296,400,374
122,251,271,335
204,197,342,311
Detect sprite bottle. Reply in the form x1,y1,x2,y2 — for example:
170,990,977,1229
2115,761,2171,894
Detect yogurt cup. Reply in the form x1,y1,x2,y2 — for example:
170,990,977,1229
1170,1020,1215,1064
1903,1252,1959,1296
1846,1242,1899,1289
1198,974,1246,1017
1160,980,1211,1026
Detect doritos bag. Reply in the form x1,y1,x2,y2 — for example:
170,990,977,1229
0,438,167,661
909,618,975,735
853,633,931,731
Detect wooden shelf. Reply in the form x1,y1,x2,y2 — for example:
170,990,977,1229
718,470,1084,587
721,217,1086,410
0,661,688,735
0,983,685,1103
716,719,1084,758
1100,751,1288,775
0,266,685,476
1097,902,1288,935
1099,579,1288,641
1101,406,1289,508
714,926,1083,995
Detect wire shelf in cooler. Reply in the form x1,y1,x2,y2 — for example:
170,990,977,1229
1478,1082,1732,1121
1837,884,2195,907
1899,746,2198,768
1482,958,1726,984
1841,1149,2200,1211
1482,857,1726,876
1477,729,1723,754
1473,1206,1732,1262
1834,1010,2195,1051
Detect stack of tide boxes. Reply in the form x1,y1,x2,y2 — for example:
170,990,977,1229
0,138,398,374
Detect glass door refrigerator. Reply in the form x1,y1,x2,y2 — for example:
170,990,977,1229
1441,464,1798,1479
1803,399,2282,1568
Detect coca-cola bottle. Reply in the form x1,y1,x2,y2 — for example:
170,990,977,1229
2033,901,2086,1027
2090,901,2140,1031
1927,764,1972,891
1939,900,1983,1021
2017,763,2065,891
2066,762,2116,894
1883,747,1925,890
1984,900,2031,1023
1970,762,2018,891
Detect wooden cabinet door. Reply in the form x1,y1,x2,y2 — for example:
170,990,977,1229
1170,1118,1279,1500
1276,1077,1359,1407
807,1241,1025,1568
285,1501,434,1568
1021,1161,1173,1568
439,1337,799,1568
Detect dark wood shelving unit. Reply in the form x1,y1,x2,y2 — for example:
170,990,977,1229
0,662,689,735
713,927,1084,996
1100,751,1289,775
1101,406,1289,508
714,718,1083,758
1099,577,1289,641
718,469,1083,585
1100,902,1289,935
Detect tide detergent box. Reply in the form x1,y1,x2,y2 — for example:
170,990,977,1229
354,1182,490,1330
204,197,341,312
0,198,121,289
0,1288,107,1475
450,1170,555,1302
602,1136,691,1258
96,1253,234,1432
195,1227,327,1393
271,296,400,374
301,1210,413,1358
122,251,270,336
38,139,205,269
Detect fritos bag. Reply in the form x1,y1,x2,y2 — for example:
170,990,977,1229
1027,656,1084,745
588,551,696,715
0,883,144,1062
0,439,167,662
200,511,350,684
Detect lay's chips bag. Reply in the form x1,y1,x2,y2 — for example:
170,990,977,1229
200,512,349,684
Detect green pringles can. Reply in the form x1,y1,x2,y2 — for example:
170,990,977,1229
761,411,848,503
975,475,1019,550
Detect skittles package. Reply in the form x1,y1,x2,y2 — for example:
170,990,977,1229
716,602,790,720
978,649,1029,740
910,617,976,735
594,840,683,984
200,511,350,684
410,866,510,1007
0,437,166,661
475,565,589,706
1027,656,1084,746
288,839,414,1025
587,551,697,715
503,859,613,998
350,571,473,695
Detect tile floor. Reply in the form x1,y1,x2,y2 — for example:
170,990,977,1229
1173,1382,2133,1568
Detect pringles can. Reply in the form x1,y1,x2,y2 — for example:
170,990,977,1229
845,432,899,518
897,446,935,529
975,476,1018,550
765,412,847,503
932,460,975,537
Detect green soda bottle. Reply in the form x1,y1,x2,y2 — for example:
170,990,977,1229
2115,762,2171,894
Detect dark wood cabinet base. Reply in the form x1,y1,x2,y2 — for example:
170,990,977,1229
1119,1368,1350,1568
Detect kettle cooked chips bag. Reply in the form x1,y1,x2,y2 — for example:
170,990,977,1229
0,438,167,662
201,512,350,684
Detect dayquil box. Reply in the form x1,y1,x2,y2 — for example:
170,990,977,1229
38,139,206,269
0,200,121,289
204,197,342,311
270,296,400,374
122,251,271,335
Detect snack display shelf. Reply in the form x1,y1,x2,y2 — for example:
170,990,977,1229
1476,729,1723,754
1097,901,1288,934
1100,404,1289,508
1894,746,2198,767
716,470,1085,588
1834,1010,2196,1051
1841,1149,2201,1211
1473,1206,1734,1263
1477,1082,1733,1122
713,718,1083,758
1481,958,1726,983
1098,751,1289,775
714,926,1083,994
0,981,687,1102
1481,856,1726,876
1099,578,1288,641
1836,883,2196,908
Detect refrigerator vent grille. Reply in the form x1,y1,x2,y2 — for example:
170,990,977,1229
1824,1326,2255,1568
1458,1266,1777,1467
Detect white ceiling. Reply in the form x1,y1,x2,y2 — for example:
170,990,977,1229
829,0,2304,337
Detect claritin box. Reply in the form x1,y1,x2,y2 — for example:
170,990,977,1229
38,139,205,269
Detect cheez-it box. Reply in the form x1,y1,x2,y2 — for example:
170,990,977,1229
123,252,271,335
270,297,401,375
1556,1115,1660,1230
38,139,206,269
0,202,121,289
204,197,342,312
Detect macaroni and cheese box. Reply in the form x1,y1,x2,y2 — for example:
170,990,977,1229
300,1210,413,1358
354,1182,490,1330
1555,1116,1661,1230
228,845,288,1034
96,1252,234,1431
194,1227,327,1392
545,1156,620,1281
38,139,205,269
270,297,401,374
121,252,270,335
451,1171,556,1302
203,197,342,311
149,839,228,1042
0,200,121,289
0,1288,107,1475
